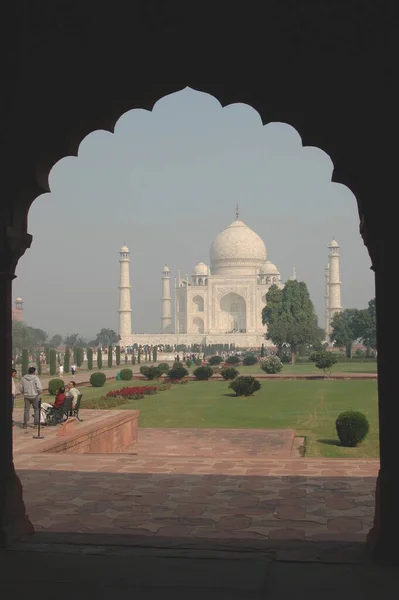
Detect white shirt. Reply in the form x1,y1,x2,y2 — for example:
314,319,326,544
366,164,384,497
11,377,16,396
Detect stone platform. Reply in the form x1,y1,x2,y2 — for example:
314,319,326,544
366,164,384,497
14,423,378,543
13,409,139,455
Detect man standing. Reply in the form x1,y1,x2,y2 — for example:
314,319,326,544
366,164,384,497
20,366,43,429
11,368,17,426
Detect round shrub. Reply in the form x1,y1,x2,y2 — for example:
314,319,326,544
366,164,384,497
48,378,64,396
194,358,202,366
226,355,240,365
335,411,370,447
220,367,239,380
193,365,213,380
141,365,161,380
229,375,261,397
168,365,189,380
119,368,133,381
260,355,283,374
90,372,106,387
208,355,223,366
242,354,258,366
185,359,192,368
139,365,150,378
158,362,170,375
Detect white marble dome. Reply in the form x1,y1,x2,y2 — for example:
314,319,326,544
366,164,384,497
210,220,267,275
192,262,209,276
15,297,23,303
120,245,129,253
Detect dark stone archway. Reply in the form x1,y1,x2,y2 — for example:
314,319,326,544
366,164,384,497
1,1,397,561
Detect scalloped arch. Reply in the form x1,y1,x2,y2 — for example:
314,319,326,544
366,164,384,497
31,83,360,219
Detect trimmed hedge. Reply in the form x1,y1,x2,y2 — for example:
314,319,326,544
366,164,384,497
90,372,106,387
242,354,258,366
220,367,239,380
48,378,64,396
229,375,261,397
120,368,133,380
168,365,189,380
193,365,213,380
208,355,223,366
335,411,370,447
226,355,240,365
158,362,170,375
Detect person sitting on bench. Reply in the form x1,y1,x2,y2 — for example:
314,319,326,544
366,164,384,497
40,386,66,424
66,381,80,408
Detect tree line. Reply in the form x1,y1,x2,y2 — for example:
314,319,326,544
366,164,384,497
262,281,376,363
12,323,121,357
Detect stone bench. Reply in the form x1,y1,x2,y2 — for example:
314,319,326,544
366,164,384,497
56,417,76,437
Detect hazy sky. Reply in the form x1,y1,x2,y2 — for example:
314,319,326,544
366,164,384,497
13,87,374,339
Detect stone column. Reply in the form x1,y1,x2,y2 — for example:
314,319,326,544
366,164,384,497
0,224,34,547
366,234,399,562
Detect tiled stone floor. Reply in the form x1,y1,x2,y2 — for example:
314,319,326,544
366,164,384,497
14,410,378,542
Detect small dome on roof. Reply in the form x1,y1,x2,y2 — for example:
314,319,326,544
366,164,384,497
162,265,170,272
120,244,129,252
192,262,209,276
328,239,339,248
262,260,280,275
15,297,23,303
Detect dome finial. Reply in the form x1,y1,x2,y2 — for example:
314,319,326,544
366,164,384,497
236,204,239,220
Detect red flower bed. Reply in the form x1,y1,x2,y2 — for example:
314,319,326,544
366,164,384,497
106,386,157,399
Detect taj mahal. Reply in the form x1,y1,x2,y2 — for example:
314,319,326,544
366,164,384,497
118,212,342,348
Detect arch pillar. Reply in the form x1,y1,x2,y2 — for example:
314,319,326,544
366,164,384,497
0,211,34,547
362,217,399,563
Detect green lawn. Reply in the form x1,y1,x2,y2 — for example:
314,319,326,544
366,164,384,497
15,376,379,459
228,361,377,376
119,379,379,459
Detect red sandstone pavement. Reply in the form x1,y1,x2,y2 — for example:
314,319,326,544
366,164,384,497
13,411,378,543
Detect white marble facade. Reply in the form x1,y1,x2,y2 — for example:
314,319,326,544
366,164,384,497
174,219,283,339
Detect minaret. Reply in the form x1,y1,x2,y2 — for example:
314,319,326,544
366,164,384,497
327,238,342,327
161,265,172,333
118,244,132,344
290,267,297,281
324,264,330,338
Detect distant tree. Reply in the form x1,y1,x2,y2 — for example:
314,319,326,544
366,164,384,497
22,349,29,376
87,347,93,370
153,346,157,362
137,350,141,364
310,350,338,374
49,334,63,348
116,345,121,366
64,347,70,373
330,309,366,358
76,347,83,367
262,281,320,364
97,348,103,369
359,298,377,352
64,333,80,348
12,322,47,355
73,346,78,365
36,351,42,376
94,328,119,348
260,343,265,358
49,349,57,376
108,344,113,368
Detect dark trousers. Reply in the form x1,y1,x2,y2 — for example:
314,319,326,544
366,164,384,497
24,396,39,426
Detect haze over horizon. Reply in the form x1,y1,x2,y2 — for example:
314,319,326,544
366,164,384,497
13,87,374,340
